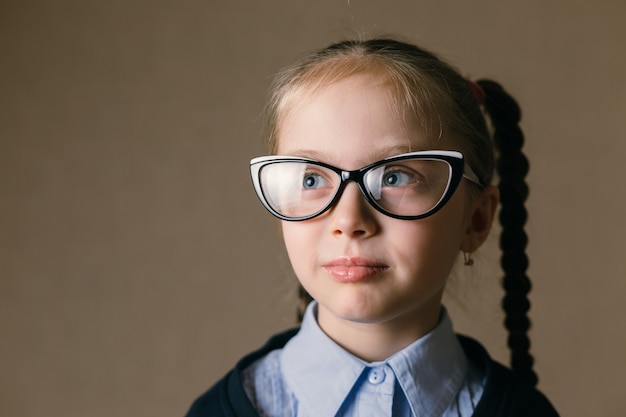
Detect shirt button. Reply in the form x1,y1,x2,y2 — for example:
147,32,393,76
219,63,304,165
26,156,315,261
367,367,386,385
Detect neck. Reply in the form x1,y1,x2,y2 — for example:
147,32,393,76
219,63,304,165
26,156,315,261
315,301,442,362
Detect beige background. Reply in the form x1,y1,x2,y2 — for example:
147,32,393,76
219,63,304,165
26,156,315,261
2,1,625,416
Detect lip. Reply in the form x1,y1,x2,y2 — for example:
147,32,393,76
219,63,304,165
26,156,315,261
322,257,389,283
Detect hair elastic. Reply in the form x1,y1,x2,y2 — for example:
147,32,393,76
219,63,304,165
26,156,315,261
468,80,486,105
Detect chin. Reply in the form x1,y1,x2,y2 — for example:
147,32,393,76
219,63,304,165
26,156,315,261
318,295,403,324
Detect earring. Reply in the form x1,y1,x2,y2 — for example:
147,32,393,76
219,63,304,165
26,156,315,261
463,252,474,266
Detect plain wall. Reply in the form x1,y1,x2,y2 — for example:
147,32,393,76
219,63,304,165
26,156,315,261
2,1,625,416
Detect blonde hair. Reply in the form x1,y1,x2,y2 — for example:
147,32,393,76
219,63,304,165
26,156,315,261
263,38,494,186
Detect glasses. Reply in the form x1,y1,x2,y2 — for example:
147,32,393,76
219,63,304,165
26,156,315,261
250,150,483,221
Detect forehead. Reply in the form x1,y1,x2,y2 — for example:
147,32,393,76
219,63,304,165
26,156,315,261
274,64,444,151
276,74,448,166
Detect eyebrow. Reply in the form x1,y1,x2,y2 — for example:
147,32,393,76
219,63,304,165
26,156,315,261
368,144,420,160
280,149,328,161
280,144,420,164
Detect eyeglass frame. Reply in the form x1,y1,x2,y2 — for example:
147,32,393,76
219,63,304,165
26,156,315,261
250,150,483,222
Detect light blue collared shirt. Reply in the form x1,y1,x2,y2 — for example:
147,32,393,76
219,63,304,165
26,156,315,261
242,302,484,416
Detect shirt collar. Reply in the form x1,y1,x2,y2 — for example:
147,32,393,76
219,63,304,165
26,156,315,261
386,308,468,416
280,302,468,417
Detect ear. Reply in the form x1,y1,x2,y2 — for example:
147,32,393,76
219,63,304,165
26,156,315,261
461,185,500,252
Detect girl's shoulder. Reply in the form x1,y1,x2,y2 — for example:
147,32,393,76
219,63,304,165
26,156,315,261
459,335,559,417
184,328,298,417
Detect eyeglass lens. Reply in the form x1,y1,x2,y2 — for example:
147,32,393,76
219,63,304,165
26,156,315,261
258,158,452,219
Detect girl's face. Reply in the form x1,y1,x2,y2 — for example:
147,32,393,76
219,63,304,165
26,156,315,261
277,74,486,338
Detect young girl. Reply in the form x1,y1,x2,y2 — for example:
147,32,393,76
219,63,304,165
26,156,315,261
186,38,558,416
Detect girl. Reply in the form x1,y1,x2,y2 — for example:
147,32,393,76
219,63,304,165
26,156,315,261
186,38,558,416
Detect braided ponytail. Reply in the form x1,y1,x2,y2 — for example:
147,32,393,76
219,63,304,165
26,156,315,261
478,80,538,387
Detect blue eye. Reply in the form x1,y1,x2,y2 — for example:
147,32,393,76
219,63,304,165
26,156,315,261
382,170,413,186
303,173,329,189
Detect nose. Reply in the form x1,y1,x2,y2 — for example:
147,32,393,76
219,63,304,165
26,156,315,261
329,182,378,238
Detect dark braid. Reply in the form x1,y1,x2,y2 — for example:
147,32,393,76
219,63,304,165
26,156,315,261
478,80,538,387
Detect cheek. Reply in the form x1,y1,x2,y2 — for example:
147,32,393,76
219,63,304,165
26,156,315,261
281,223,317,268
393,228,460,286
389,212,467,269
281,223,299,256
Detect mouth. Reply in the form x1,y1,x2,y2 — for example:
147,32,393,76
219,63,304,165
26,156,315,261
322,257,389,283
